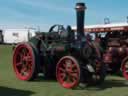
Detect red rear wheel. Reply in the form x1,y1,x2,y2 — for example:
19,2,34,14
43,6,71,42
13,43,37,81
56,56,80,89
121,57,128,80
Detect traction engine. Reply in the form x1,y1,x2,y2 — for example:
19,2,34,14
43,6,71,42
13,2,106,89
102,31,128,79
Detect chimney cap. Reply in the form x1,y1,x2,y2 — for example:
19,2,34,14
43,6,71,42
75,2,87,10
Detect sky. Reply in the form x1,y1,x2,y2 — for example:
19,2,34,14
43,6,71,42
0,0,128,31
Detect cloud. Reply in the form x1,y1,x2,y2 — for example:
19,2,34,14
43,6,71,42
0,22,51,31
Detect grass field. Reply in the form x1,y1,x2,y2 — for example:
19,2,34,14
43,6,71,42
0,45,128,96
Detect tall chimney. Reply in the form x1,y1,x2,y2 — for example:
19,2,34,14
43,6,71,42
75,2,87,39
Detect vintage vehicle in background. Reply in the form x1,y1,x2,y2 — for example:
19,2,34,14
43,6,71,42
12,2,106,89
3,28,36,44
81,23,128,80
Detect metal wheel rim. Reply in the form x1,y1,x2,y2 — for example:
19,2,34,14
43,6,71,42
13,43,35,81
56,56,80,88
122,60,128,80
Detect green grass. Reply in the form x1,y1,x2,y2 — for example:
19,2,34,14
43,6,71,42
0,45,128,96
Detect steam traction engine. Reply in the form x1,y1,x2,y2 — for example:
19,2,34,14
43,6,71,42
103,31,128,79
84,23,128,80
13,2,106,88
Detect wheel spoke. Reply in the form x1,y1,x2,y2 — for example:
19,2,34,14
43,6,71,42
65,59,72,67
66,76,71,82
60,73,66,80
22,49,27,56
70,73,78,79
63,63,66,68
71,64,76,68
73,69,78,73
69,69,78,73
25,56,32,62
19,53,24,60
16,62,22,67
59,68,65,72
27,64,32,70
71,76,77,82
23,56,30,60
21,71,28,76
27,53,30,57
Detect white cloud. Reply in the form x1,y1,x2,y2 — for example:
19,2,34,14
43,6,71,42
0,22,51,31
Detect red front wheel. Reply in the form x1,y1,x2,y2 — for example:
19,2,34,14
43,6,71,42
56,56,80,89
121,57,128,80
13,43,37,81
